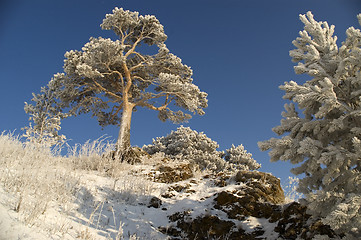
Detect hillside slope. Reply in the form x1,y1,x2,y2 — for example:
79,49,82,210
0,133,339,239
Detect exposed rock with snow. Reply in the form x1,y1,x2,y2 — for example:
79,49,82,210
234,170,285,204
141,159,339,239
149,160,194,184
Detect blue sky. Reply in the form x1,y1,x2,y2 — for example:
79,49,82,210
0,0,360,183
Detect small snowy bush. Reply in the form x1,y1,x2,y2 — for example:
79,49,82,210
143,126,224,171
224,144,260,171
282,176,303,203
143,126,261,172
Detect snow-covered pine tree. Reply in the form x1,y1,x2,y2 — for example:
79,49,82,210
23,78,67,147
51,8,208,159
258,12,361,237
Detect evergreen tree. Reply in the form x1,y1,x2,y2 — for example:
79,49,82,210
258,12,361,237
23,79,67,147
52,8,208,158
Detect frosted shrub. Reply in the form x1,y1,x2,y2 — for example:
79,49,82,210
0,131,25,159
224,144,260,171
143,126,224,170
143,126,261,172
0,131,53,163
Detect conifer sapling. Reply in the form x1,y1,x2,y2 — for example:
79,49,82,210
23,79,67,147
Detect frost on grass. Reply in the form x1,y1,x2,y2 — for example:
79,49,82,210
67,136,116,174
0,132,79,234
0,131,173,239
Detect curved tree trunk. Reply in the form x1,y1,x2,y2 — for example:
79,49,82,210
116,102,134,160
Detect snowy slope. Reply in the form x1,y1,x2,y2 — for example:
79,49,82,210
0,133,339,239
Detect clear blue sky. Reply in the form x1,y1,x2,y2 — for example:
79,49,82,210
0,0,360,183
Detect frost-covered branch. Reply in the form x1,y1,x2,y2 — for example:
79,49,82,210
259,12,361,237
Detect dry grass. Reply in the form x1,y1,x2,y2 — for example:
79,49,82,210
67,136,114,171
0,132,79,225
0,131,157,239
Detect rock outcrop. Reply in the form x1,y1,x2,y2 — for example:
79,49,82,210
147,163,340,239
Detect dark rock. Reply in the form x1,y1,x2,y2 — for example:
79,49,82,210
212,172,233,187
145,162,340,239
275,202,310,239
167,213,238,240
183,215,235,239
214,191,281,220
148,197,162,208
158,226,181,237
161,192,174,199
275,202,339,240
168,211,190,222
169,184,191,193
165,212,274,240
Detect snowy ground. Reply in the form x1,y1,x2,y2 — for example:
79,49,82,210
0,133,288,240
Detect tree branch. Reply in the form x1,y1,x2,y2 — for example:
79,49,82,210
124,25,145,58
124,35,143,58
139,101,169,111
134,93,173,111
131,51,146,62
132,75,153,83
110,104,123,122
91,79,122,100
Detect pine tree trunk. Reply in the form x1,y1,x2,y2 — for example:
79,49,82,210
116,102,134,159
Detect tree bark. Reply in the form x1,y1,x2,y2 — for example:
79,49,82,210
116,101,134,158
115,61,136,161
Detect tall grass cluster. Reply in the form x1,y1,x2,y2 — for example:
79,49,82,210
0,132,79,225
0,131,159,239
